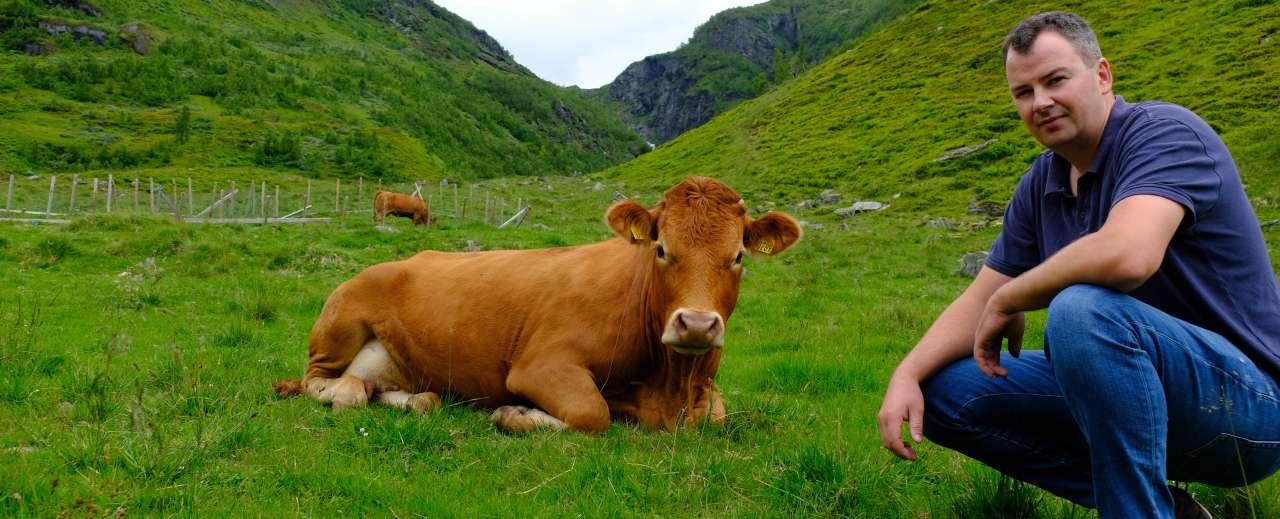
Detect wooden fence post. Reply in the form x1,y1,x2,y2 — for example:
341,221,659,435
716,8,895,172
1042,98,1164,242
5,174,13,212
485,192,491,225
107,174,114,213
69,174,79,214
260,181,266,218
187,178,193,213
335,179,340,212
453,184,459,218
91,177,99,212
305,179,312,218
133,178,139,211
149,177,155,212
229,180,236,216
247,180,256,217
171,179,178,214
274,185,280,218
46,175,56,215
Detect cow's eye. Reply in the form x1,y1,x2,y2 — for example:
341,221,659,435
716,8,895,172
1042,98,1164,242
733,251,743,265
656,244,666,260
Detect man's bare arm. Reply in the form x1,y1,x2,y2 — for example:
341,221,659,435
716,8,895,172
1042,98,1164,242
878,266,1012,460
974,194,1185,377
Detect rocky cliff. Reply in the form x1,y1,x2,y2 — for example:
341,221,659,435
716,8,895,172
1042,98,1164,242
604,7,799,144
599,0,916,145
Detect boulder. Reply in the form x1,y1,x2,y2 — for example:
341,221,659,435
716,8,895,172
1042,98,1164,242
933,139,997,162
22,42,55,55
835,201,885,216
121,24,150,55
958,251,989,278
966,196,1006,217
818,189,842,205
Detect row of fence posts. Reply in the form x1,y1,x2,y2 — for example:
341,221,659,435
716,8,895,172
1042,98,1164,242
2,174,529,226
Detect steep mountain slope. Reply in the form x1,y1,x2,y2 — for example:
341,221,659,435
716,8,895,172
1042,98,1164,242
0,0,647,181
599,0,920,144
603,0,1280,217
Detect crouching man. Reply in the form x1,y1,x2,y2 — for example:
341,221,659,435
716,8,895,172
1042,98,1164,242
877,11,1280,518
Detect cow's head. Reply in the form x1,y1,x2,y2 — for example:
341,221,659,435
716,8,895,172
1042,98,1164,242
606,177,801,355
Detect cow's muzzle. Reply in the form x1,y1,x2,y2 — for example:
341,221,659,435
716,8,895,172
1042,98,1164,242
661,308,725,355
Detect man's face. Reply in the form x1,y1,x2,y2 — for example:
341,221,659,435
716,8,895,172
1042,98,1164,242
1005,31,1112,154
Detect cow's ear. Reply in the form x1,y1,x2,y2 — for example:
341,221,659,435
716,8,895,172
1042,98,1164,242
606,200,658,243
744,212,802,256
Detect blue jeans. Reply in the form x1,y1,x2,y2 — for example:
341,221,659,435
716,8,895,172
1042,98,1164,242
922,285,1280,518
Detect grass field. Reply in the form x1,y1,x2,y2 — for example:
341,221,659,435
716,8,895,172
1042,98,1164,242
2,174,1278,517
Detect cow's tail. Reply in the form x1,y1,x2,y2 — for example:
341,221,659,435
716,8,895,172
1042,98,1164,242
272,379,304,398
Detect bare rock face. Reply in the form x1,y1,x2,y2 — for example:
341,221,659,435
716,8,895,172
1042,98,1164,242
39,20,109,45
603,8,799,144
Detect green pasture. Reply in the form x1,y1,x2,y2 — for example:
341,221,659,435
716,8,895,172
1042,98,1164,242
2,174,1278,517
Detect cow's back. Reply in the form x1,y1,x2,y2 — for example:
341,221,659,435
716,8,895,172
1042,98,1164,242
338,239,647,406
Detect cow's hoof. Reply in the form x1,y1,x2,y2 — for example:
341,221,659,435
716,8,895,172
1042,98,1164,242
330,376,370,411
490,405,532,433
408,392,442,414
491,405,567,433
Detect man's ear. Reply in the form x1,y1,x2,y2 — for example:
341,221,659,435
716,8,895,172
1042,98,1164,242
744,212,802,255
606,200,658,243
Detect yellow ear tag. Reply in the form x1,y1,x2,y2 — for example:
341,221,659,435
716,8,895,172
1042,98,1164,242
755,239,774,254
630,223,647,241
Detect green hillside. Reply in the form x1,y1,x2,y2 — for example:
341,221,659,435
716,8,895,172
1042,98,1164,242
603,0,1280,218
0,0,647,182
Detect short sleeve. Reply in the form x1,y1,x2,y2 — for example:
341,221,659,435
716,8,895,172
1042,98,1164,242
1112,115,1222,228
986,168,1042,277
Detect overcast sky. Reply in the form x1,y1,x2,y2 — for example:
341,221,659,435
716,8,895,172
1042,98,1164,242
433,0,767,89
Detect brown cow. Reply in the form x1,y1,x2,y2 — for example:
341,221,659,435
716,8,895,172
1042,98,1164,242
373,191,432,226
274,177,801,433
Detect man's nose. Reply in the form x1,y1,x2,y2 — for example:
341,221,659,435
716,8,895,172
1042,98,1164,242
1032,89,1055,113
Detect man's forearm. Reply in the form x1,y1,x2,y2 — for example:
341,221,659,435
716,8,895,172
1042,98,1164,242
993,230,1150,313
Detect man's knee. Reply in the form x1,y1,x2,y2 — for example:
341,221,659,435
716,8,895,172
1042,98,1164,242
921,359,986,440
1045,284,1130,359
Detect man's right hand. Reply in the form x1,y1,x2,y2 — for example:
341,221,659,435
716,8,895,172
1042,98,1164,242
877,372,925,461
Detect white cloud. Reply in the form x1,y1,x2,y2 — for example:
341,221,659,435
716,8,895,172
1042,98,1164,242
433,0,767,88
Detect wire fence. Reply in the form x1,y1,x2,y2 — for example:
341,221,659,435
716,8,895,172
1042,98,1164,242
0,174,532,227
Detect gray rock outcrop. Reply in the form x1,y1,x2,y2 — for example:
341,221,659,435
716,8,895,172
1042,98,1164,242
958,251,989,278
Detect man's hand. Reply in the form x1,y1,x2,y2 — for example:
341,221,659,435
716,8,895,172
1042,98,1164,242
877,372,925,461
973,296,1025,378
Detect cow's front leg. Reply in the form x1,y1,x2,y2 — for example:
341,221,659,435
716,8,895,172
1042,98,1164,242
685,380,726,425
497,363,610,434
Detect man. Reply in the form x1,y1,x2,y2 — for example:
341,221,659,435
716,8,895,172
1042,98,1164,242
877,11,1280,518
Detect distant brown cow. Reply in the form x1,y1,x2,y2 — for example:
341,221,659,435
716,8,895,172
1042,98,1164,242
274,177,801,433
374,191,432,226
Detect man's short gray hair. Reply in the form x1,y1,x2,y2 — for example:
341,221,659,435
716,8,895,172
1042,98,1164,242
1002,12,1102,67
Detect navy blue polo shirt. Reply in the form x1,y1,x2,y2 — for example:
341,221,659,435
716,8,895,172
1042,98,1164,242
987,96,1280,380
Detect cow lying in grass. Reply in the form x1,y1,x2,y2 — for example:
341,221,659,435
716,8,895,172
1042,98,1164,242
274,177,801,433
373,191,432,226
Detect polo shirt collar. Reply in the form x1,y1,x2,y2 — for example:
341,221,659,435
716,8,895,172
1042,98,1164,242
1043,95,1133,197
